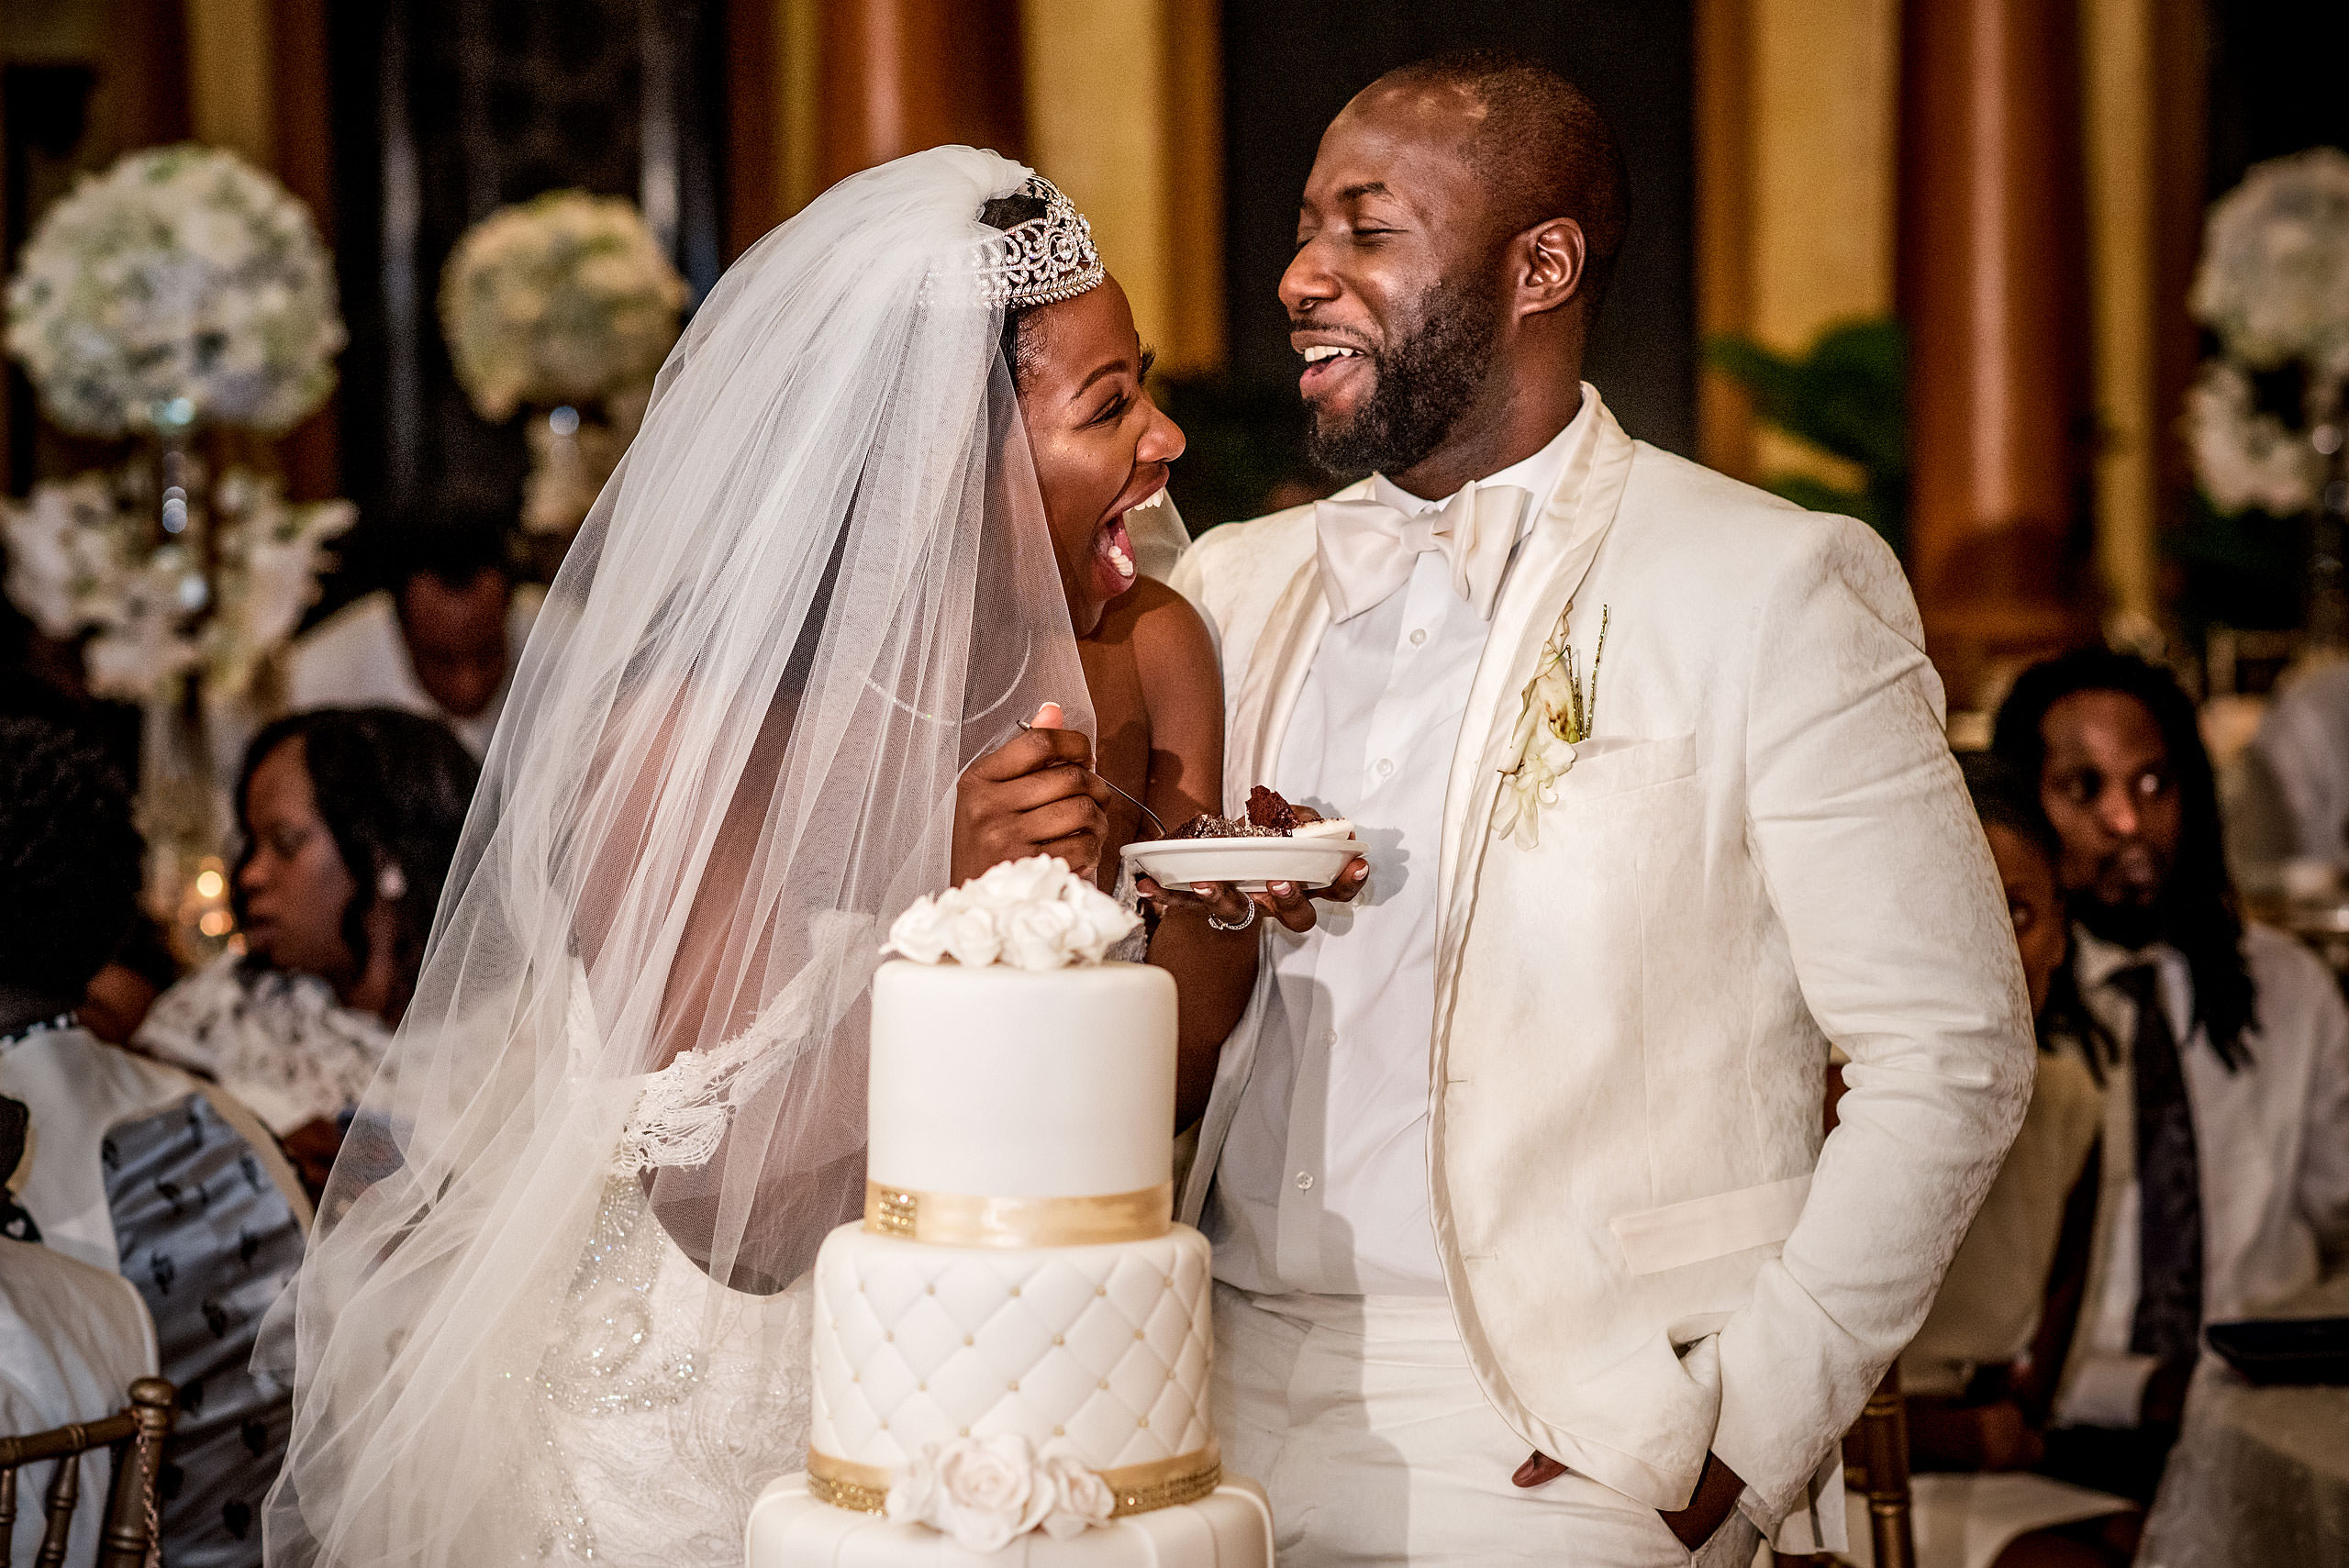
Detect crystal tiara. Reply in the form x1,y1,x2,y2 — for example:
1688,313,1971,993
943,174,1105,311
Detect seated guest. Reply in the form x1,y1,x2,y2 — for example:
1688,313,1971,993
2240,658,2349,872
78,911,181,1046
137,708,478,1195
1993,649,2349,1506
3,1095,160,1568
285,513,541,755
1847,756,2132,1567
0,716,309,1568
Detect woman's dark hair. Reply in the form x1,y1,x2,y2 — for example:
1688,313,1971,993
1991,648,2254,1070
233,707,481,1019
0,715,144,998
1958,750,2107,1063
977,191,1049,388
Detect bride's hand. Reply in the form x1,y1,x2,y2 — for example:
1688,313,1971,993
953,710,1112,883
1138,806,1370,934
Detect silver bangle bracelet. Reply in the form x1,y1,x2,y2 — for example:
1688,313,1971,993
1207,900,1260,934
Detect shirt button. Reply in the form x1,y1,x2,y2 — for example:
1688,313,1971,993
1375,758,1395,777
1408,628,1428,647
1295,1171,1315,1192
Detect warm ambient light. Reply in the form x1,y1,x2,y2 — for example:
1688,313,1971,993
195,869,226,899
199,909,235,938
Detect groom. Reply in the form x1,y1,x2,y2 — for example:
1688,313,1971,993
1170,51,2033,1565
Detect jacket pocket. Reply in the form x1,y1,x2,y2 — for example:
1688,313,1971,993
1559,733,1698,799
1609,1173,1812,1276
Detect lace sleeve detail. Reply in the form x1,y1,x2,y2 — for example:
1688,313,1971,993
1108,857,1152,965
598,913,876,1173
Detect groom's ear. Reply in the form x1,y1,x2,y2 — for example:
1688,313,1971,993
1516,217,1588,319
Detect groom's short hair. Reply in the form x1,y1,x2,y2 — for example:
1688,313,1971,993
1375,50,1631,305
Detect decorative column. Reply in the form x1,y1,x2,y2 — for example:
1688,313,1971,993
1021,0,1226,373
1899,0,2098,707
819,0,1028,187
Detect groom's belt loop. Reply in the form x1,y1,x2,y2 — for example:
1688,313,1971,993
862,1180,1174,1248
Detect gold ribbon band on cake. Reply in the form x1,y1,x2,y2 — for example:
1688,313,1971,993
805,1445,1223,1518
863,1180,1173,1248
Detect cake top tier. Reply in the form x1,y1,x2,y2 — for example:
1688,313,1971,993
869,860,1173,1210
885,856,1139,973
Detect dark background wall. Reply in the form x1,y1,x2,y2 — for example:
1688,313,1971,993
323,0,726,553
1219,0,1697,462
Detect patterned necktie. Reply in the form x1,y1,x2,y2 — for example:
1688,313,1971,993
2110,963,2204,1362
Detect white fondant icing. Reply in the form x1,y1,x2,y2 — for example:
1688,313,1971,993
811,1223,1213,1473
868,961,1174,1200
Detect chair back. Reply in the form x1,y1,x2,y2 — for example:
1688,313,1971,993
0,1378,176,1568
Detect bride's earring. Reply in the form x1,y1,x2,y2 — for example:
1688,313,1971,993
377,862,408,902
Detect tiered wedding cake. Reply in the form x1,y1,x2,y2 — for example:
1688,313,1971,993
746,858,1273,1565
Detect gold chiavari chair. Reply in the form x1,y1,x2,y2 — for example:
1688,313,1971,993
0,1377,176,1568
1772,1364,1916,1568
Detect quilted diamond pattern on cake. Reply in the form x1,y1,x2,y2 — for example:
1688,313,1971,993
812,1226,1215,1471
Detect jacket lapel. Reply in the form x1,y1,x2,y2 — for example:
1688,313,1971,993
1435,400,1637,949
1223,479,1364,809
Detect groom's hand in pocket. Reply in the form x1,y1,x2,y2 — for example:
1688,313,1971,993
1513,1449,1745,1551
955,721,1112,883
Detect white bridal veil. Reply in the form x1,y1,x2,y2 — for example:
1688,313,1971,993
264,148,1102,1567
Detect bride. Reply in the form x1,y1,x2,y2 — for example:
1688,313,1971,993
263,148,1257,1568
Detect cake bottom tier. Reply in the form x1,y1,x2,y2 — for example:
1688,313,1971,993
747,1473,1272,1567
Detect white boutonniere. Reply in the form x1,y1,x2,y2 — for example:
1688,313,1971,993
1493,603,1609,849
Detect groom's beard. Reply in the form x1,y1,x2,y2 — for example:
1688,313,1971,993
1302,280,1498,480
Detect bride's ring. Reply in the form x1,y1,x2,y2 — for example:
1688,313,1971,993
1208,900,1259,934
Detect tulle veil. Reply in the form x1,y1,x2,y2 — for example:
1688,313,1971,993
262,147,1115,1567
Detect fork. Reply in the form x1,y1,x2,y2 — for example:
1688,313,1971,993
1017,719,1170,838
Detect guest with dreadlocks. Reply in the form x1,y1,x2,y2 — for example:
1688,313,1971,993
1992,649,2349,1507
137,707,478,1196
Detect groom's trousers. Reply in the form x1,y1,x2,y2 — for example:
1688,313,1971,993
1212,1284,1764,1568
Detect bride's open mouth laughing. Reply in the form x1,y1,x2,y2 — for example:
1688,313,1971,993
1093,473,1167,598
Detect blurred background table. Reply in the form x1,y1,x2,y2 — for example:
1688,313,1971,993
2138,1273,2349,1568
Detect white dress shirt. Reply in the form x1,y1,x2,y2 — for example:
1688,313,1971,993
1205,401,1595,1296
2055,923,2349,1428
285,584,542,755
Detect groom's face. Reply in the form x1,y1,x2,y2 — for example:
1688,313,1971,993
1284,85,1504,478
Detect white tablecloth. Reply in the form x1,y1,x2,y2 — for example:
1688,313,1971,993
2139,1273,2349,1568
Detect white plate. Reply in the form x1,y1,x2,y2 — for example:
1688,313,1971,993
1120,835,1365,895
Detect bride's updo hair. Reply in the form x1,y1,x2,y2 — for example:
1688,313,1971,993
978,190,1049,387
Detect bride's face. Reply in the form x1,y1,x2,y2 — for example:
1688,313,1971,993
1013,275,1186,635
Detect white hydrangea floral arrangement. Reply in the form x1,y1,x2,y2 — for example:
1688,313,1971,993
886,856,1139,972
4,144,344,437
439,190,686,423
2186,147,2349,517
885,1433,1115,1551
1,465,351,703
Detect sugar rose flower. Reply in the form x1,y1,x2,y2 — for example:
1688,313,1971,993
940,905,1004,968
965,854,1073,913
885,892,962,965
999,897,1083,971
934,1435,1055,1551
1037,1453,1115,1538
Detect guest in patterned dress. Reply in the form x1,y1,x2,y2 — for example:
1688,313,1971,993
0,716,311,1568
137,707,479,1195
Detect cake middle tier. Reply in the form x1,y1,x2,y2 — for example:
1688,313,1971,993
810,1221,1215,1475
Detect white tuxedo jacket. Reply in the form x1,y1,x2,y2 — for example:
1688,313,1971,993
1170,397,2034,1526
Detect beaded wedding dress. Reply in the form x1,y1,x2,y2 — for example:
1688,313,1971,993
262,148,1133,1568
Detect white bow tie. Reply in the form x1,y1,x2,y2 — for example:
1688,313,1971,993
1312,480,1530,622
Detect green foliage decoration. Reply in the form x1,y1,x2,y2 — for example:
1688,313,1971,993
1705,317,1908,552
